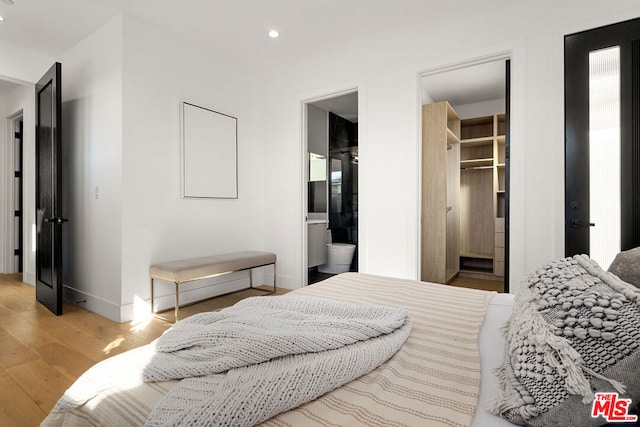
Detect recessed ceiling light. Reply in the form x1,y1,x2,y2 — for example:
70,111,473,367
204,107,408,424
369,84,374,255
0,16,4,21
268,30,280,39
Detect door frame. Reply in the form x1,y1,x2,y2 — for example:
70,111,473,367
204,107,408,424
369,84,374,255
416,49,518,291
1,111,24,274
300,84,363,287
564,17,640,259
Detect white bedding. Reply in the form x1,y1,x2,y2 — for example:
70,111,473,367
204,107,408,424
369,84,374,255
43,273,516,427
473,292,516,427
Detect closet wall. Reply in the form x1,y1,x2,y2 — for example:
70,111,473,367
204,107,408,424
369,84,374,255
420,101,460,284
459,114,505,281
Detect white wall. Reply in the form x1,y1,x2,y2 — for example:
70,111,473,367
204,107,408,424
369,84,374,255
35,12,269,322
260,0,640,295
25,12,271,322
119,14,267,321
0,39,54,85
58,14,125,319
0,84,35,282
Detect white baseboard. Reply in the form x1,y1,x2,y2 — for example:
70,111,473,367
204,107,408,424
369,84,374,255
62,268,278,323
24,271,35,286
275,273,298,289
63,284,122,322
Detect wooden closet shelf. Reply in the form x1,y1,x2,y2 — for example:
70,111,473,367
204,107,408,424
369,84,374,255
460,251,494,260
447,128,460,145
460,158,493,168
460,136,493,147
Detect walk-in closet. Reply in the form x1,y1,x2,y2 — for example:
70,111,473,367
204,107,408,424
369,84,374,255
420,59,509,291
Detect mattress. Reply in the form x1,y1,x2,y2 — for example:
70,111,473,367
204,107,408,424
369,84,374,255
474,293,516,427
42,273,515,427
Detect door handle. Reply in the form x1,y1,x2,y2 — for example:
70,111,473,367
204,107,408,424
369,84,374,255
571,219,595,228
44,216,69,225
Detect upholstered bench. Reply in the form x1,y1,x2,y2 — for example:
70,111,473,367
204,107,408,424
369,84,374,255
150,251,277,322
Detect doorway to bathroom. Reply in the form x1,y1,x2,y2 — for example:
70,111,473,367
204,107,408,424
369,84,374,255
304,91,359,285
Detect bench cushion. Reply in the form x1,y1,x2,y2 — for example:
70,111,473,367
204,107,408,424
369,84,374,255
149,251,276,283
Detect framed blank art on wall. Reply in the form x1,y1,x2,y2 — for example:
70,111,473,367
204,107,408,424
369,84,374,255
181,101,238,198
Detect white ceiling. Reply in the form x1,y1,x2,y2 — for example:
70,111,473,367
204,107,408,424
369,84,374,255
422,60,507,108
0,0,510,105
0,0,125,56
0,1,515,67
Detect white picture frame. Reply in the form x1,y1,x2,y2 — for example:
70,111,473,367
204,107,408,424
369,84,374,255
181,101,238,199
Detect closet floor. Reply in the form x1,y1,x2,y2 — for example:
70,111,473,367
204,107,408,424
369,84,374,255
448,276,504,293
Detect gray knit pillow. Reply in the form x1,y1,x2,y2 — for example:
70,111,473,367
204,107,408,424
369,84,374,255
490,255,640,426
609,246,640,289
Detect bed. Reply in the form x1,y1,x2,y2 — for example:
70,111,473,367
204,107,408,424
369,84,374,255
42,255,640,427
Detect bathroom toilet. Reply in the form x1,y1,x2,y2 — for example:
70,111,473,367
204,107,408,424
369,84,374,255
318,243,356,274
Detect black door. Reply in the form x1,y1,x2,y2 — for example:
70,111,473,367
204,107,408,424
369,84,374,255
565,19,640,263
35,62,65,315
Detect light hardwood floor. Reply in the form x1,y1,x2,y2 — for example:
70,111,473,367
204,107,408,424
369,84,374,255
0,273,286,427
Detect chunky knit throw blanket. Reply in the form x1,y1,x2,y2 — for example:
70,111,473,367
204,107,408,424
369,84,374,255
490,255,640,426
143,295,411,426
50,295,410,426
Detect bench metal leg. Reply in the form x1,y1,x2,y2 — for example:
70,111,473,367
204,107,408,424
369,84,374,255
248,264,276,293
248,263,276,294
174,282,180,323
151,277,180,323
273,262,277,293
